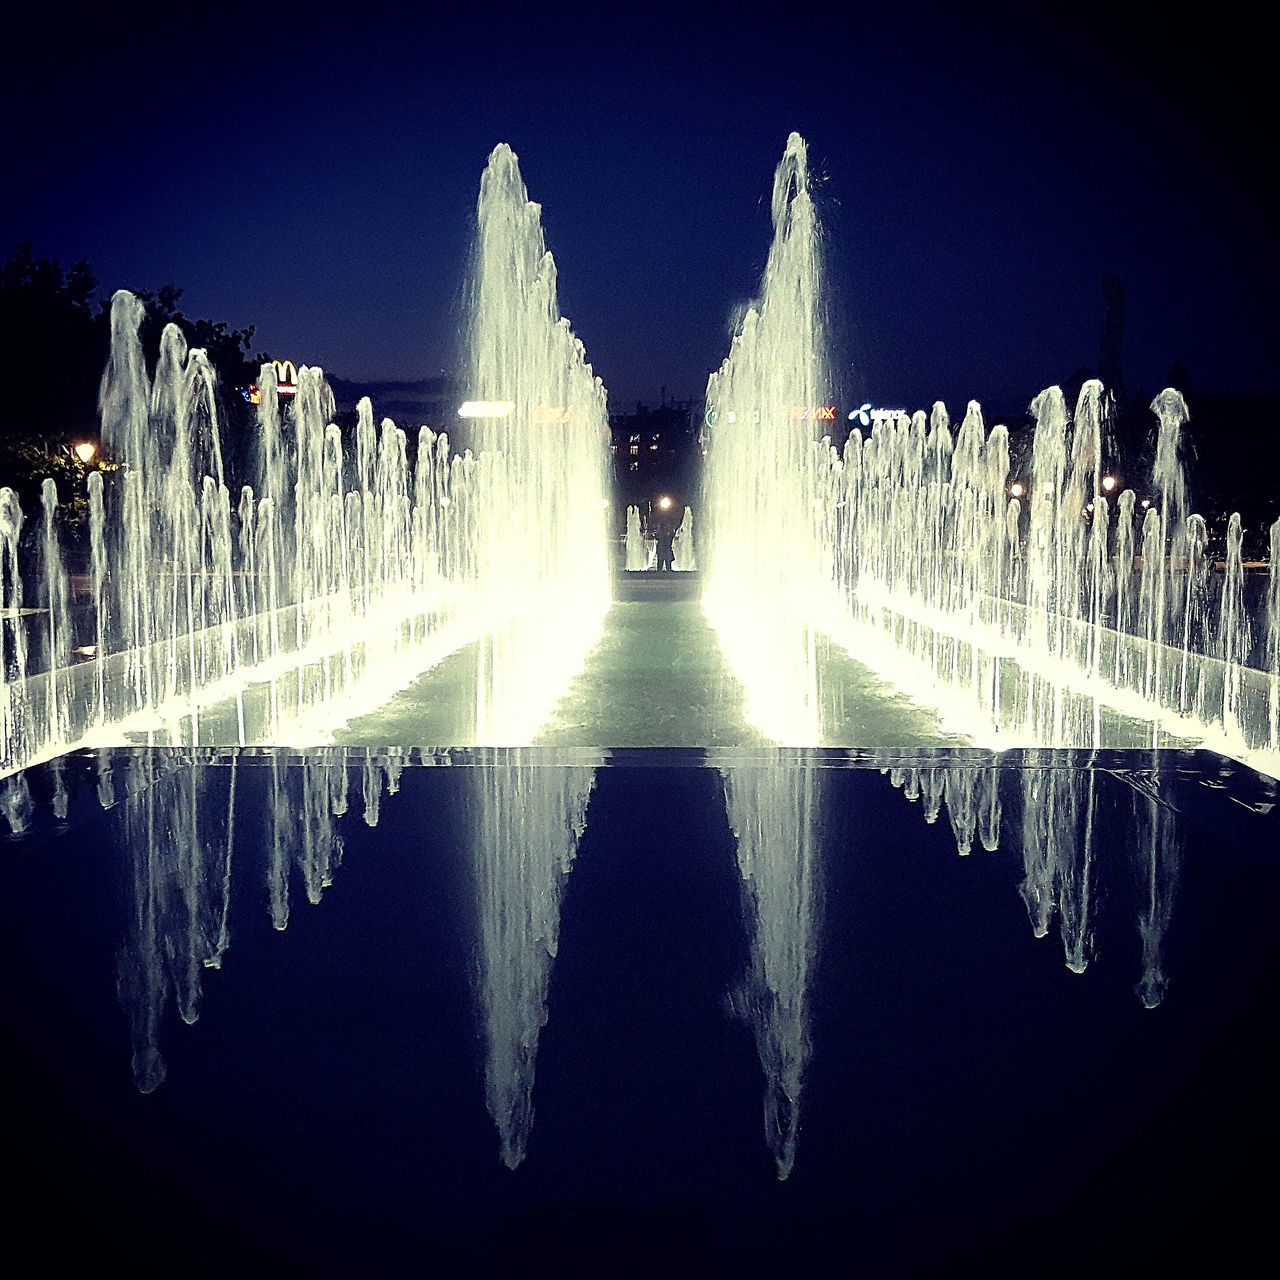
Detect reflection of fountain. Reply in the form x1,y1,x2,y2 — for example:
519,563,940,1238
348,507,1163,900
1018,762,1097,973
882,754,1183,1003
116,752,236,1092
107,743,596,1169
724,762,821,1180
115,748,398,1092
1124,772,1183,1009
466,751,594,1168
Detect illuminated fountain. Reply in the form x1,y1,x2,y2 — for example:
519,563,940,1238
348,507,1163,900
625,506,646,570
702,132,828,743
672,506,697,571
465,144,612,741
704,133,1280,778
0,144,610,773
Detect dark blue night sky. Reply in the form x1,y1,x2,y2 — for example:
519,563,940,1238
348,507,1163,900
3,4,1273,415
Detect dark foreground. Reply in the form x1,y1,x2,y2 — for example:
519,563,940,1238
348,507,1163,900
1,745,1276,1274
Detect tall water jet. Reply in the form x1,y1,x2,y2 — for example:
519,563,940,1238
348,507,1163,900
1217,513,1251,741
702,132,829,742
466,143,612,743
625,505,646,570
672,506,697,570
1,488,27,758
38,480,71,752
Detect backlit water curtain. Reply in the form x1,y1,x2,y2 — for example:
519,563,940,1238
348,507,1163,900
703,134,1280,775
0,144,610,774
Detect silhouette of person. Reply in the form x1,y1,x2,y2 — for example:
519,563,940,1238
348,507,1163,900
655,508,675,572
655,519,675,570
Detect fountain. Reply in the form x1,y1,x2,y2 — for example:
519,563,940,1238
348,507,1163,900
624,505,647,570
702,132,828,744
702,133,1280,779
672,506,697,571
0,144,610,773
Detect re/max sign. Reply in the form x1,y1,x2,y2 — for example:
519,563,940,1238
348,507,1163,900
790,405,837,422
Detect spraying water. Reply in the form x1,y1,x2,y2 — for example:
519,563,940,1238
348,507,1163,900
672,506,697,570
625,505,647,570
465,143,612,743
0,146,612,774
702,133,830,743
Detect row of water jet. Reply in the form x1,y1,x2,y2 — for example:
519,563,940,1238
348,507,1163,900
701,132,830,743
465,144,612,743
823,383,1280,773
3,313,489,774
703,136,1278,775
0,146,611,774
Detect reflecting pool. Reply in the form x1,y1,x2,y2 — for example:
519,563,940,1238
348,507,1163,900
2,745,1274,1270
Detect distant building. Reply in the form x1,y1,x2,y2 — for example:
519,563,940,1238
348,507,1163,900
609,396,700,507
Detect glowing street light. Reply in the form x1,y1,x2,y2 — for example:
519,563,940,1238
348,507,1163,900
1101,475,1118,493
72,441,97,464
1009,482,1025,499
657,495,673,511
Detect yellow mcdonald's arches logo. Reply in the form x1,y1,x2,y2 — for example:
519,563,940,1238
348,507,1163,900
273,359,298,386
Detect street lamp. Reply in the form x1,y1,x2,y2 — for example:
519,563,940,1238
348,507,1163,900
72,441,97,464
1101,475,1118,493
657,495,673,511
1009,482,1025,499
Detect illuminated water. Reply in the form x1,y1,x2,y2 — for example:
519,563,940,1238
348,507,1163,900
702,134,1280,778
1,143,609,772
0,127,1275,1278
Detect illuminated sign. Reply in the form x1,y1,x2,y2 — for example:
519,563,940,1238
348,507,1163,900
241,359,301,406
847,405,908,426
790,405,837,422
